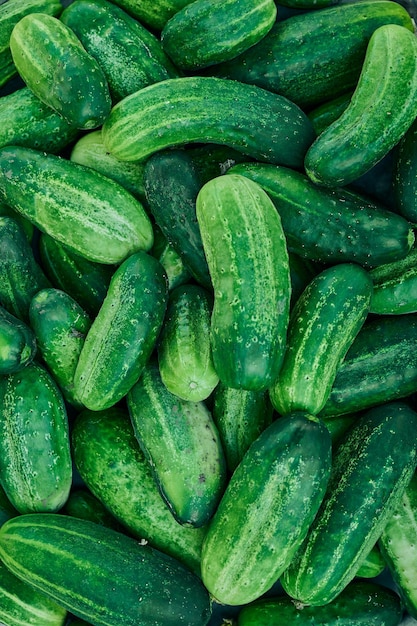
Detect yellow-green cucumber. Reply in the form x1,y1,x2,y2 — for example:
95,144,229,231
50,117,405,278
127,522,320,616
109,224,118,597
269,263,373,416
127,359,227,527
0,146,153,265
305,23,417,188
0,513,213,626
102,76,315,167
0,304,37,375
196,173,291,391
74,251,168,411
201,412,332,606
282,401,417,606
369,246,417,314
0,362,72,514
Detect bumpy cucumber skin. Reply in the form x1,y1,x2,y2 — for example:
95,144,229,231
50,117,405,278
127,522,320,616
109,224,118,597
61,0,179,103
0,514,212,626
196,174,291,391
201,413,332,606
102,76,315,167
0,304,37,375
214,0,414,108
10,13,111,130
282,401,417,606
320,313,417,418
161,0,277,70
74,251,168,411
269,263,373,416
0,146,153,265
229,162,415,268
0,362,72,514
305,24,417,188
237,580,403,626
369,247,417,315
393,118,417,225
127,360,226,528
72,406,207,575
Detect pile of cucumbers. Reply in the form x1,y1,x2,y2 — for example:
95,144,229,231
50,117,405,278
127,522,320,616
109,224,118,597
1,0,417,624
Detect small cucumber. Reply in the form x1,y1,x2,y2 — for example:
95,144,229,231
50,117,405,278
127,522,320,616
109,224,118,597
369,246,417,315
356,543,386,579
0,304,37,375
107,0,194,31
0,200,34,242
308,91,352,137
62,488,123,532
151,225,192,290
393,117,417,224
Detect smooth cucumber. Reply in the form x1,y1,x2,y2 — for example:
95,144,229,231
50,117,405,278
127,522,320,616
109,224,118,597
0,304,37,375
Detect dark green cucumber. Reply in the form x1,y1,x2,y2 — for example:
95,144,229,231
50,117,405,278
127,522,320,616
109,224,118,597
0,485,19,526
287,251,318,309
144,148,211,290
29,288,91,408
201,413,332,606
369,246,417,314
0,304,37,375
186,143,252,185
393,117,417,224
323,412,357,448
161,0,277,70
157,283,218,401
10,12,111,130
196,174,291,391
151,225,192,290
72,406,207,575
0,362,72,514
0,146,153,265
213,0,414,108
320,313,417,418
305,24,417,188
269,263,373,416
61,0,179,103
356,543,386,579
237,580,403,626
102,76,316,167
308,91,352,137
0,199,34,242
74,251,168,411
107,0,194,30
228,162,415,268
62,488,123,532
127,359,226,527
0,216,50,322
282,401,417,606
0,514,212,626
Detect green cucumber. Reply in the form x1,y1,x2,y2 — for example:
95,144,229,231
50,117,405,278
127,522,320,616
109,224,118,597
269,263,373,416
62,488,123,532
320,313,417,418
369,246,417,314
0,200,34,242
308,91,352,137
0,146,153,265
0,485,19,526
0,513,212,626
74,251,168,411
72,406,207,575
10,12,111,130
305,24,417,188
281,401,417,606
61,0,179,103
102,76,316,167
161,0,277,70
151,225,192,290
196,174,291,391
356,543,386,579
29,288,91,408
201,412,332,606
157,283,219,401
213,0,414,108
0,362,72,514
127,359,227,527
0,304,37,375
228,162,415,268
237,580,403,626
288,251,318,309
393,117,417,224
323,412,357,448
107,0,194,30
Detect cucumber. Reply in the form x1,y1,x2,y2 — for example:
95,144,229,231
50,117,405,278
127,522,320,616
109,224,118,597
287,251,318,309
102,76,316,167
0,199,34,242
0,362,72,514
0,304,37,375
61,0,179,103
74,251,168,411
196,174,291,391
200,412,332,606
356,543,386,579
0,513,212,626
127,359,227,527
308,91,352,137
62,487,123,532
10,12,111,130
0,485,19,526
237,580,403,626
72,406,207,575
151,225,192,290
107,0,194,30
393,117,417,224
269,263,373,416
0,146,153,265
305,24,417,188
281,401,417,606
228,162,415,268
213,0,414,108
161,0,277,70
369,246,417,315
157,283,219,402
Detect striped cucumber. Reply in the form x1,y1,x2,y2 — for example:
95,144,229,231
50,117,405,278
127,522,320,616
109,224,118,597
102,76,315,167
196,174,291,391
201,412,332,606
0,304,37,375
282,401,417,606
369,246,417,314
269,263,373,416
